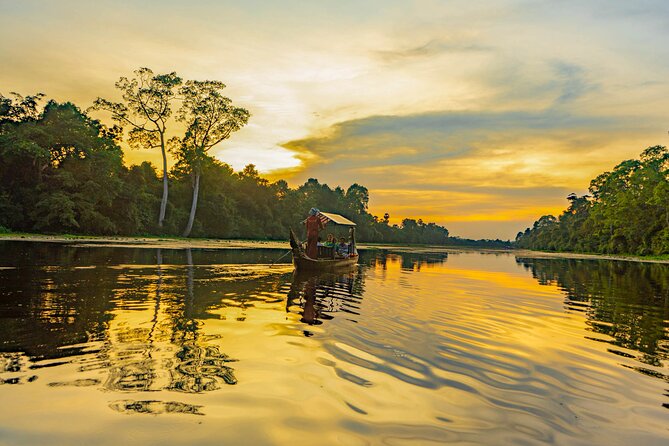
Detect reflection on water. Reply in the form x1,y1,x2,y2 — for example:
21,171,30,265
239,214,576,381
368,249,448,271
0,246,294,392
109,399,204,416
517,257,669,381
0,241,668,445
286,271,364,335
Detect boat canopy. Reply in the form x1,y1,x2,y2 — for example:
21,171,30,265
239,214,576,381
319,212,356,226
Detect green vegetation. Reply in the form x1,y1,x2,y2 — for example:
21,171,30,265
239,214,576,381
442,237,512,249
91,68,183,229
0,84,451,244
172,80,250,237
90,69,250,236
516,146,669,255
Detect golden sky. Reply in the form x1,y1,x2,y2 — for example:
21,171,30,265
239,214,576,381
2,0,668,238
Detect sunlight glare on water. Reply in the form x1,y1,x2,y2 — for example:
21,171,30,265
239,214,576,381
0,242,667,445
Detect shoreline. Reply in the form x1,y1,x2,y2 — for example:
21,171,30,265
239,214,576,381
0,233,290,250
513,249,669,264
0,233,502,253
1,233,668,264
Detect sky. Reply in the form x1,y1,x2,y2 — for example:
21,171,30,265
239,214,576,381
1,0,668,239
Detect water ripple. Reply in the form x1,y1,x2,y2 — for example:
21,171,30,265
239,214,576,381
0,244,668,445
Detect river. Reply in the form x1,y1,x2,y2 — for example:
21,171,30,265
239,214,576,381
0,241,667,445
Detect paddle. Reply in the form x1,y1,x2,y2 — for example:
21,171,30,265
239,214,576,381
270,249,292,266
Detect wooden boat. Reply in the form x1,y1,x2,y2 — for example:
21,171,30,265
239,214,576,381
289,212,359,271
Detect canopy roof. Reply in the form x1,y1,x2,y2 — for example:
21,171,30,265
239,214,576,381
319,212,356,226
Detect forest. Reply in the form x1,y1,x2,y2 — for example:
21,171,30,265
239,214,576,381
516,145,669,256
0,84,454,245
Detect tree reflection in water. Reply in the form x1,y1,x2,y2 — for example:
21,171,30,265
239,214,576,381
366,249,448,271
517,257,669,387
101,248,238,394
167,248,237,392
286,269,365,336
0,242,296,405
108,399,205,416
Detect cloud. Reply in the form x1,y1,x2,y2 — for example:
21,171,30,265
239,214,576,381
550,62,599,106
284,108,627,169
282,107,662,238
375,39,493,63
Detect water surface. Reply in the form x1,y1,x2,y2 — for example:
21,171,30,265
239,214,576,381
0,242,667,445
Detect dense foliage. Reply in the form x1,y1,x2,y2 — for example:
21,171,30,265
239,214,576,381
516,146,669,255
0,93,451,244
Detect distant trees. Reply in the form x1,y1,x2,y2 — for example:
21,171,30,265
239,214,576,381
516,146,669,255
0,91,453,244
345,183,369,215
0,92,44,124
0,98,150,234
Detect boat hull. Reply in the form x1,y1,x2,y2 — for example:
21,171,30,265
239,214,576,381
289,228,358,272
292,253,358,271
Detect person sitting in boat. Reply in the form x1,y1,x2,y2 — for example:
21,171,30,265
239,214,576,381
305,208,325,259
335,237,349,258
323,233,336,248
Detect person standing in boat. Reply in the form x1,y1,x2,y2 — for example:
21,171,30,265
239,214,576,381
305,208,325,259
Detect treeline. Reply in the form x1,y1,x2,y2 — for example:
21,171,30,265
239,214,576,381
446,237,512,249
516,146,669,255
0,92,451,244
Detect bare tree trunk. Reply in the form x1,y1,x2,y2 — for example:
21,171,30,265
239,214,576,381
186,248,194,317
182,170,200,237
158,131,169,228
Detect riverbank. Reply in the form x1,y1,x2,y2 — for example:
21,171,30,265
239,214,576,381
0,233,493,251
0,233,502,254
2,233,669,264
0,233,289,250
514,249,669,264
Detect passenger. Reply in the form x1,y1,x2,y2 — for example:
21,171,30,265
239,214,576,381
323,233,336,248
336,237,349,258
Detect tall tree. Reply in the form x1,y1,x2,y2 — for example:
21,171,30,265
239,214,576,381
91,68,182,228
174,80,249,237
